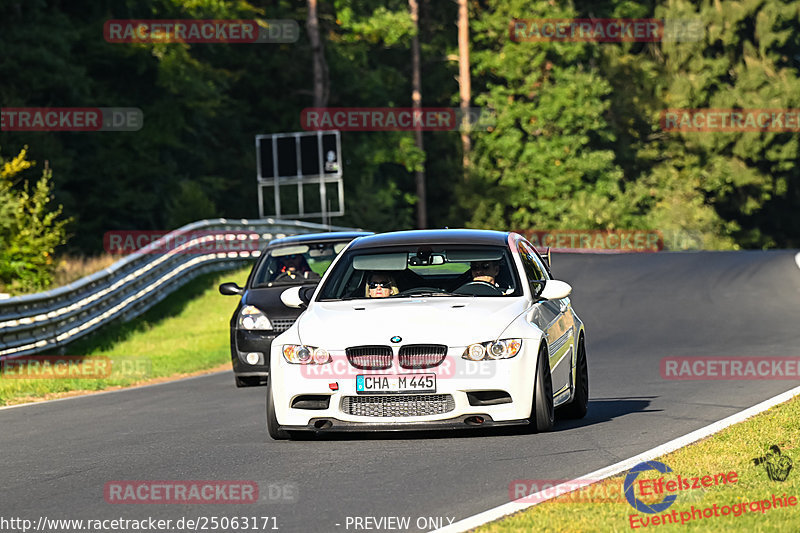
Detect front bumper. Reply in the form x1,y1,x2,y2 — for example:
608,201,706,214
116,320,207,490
270,347,540,428
231,328,276,377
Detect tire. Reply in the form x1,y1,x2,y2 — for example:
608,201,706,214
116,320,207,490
266,377,290,440
559,336,588,419
530,343,554,432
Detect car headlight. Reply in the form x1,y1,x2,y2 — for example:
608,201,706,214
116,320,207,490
282,345,332,365
462,339,522,361
238,305,273,330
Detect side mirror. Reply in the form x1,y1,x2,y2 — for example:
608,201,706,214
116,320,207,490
281,286,313,308
219,282,244,296
539,279,572,300
299,286,315,305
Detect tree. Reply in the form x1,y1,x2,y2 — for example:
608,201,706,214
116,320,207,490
0,147,71,293
307,0,330,108
642,0,800,248
409,0,427,228
464,0,627,232
457,0,472,175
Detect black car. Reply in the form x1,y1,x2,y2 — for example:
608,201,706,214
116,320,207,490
219,231,372,387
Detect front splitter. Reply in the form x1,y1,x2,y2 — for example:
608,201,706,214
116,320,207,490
281,415,530,433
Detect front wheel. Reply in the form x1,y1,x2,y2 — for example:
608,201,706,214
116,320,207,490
529,343,554,432
559,336,588,419
266,377,290,440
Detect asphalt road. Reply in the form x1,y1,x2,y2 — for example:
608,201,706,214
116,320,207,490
2,251,799,532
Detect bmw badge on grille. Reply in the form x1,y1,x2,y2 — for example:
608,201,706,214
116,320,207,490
390,336,402,343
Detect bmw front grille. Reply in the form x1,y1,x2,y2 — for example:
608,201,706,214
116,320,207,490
341,394,455,417
345,346,393,370
398,344,447,369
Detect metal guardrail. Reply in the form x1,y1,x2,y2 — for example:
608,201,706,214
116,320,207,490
0,218,359,359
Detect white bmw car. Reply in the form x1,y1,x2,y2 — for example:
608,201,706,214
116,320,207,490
266,229,587,439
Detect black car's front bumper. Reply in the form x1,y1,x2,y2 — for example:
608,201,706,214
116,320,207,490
231,329,275,383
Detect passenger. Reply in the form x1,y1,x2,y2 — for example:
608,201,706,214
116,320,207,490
365,273,399,298
470,260,500,286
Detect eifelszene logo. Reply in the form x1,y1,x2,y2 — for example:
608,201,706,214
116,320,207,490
624,461,678,514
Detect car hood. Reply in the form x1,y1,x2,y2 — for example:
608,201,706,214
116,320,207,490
296,297,529,349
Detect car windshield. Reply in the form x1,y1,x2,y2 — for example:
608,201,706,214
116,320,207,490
317,245,521,300
252,241,349,287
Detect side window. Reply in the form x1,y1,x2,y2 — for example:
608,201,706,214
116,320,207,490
517,241,546,297
529,247,551,281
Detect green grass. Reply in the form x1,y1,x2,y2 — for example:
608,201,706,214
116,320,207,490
477,394,800,533
0,266,251,405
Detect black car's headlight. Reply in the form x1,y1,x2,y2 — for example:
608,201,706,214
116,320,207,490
462,339,522,361
282,345,332,365
238,305,272,330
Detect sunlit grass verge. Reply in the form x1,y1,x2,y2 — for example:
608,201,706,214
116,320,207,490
0,266,251,406
476,394,800,533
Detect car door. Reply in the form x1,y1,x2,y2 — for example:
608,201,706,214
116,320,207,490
517,240,573,397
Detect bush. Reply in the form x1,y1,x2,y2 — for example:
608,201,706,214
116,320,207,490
0,147,71,294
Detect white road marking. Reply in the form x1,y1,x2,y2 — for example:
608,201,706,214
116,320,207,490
432,383,800,533
435,251,800,531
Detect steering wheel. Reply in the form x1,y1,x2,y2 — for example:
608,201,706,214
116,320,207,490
395,286,448,296
453,281,503,296
273,271,297,282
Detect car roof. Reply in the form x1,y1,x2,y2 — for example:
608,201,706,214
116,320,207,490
267,231,373,248
347,229,511,250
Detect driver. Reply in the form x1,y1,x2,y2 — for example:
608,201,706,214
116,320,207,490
275,254,319,281
470,260,500,286
365,273,399,298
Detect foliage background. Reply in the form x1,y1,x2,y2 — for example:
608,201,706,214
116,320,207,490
1,0,798,271
0,147,70,292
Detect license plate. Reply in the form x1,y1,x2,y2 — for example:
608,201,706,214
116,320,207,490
356,374,436,394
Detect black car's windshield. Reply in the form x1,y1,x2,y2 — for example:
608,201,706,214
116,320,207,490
317,245,521,300
252,241,349,287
